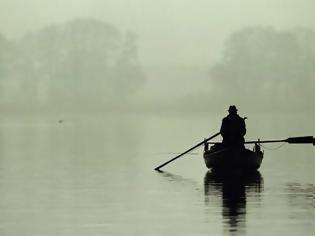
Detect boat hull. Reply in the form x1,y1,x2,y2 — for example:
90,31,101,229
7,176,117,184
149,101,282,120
204,146,263,171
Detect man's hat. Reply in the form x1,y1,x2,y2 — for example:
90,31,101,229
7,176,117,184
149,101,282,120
228,105,238,112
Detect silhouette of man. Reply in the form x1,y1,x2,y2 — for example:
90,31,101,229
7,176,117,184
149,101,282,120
220,106,246,147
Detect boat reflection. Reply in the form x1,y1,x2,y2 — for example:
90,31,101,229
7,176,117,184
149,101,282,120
204,171,263,234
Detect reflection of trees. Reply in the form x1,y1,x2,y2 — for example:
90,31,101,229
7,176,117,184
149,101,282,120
204,171,263,234
284,182,314,234
210,26,315,112
286,183,315,210
0,19,144,111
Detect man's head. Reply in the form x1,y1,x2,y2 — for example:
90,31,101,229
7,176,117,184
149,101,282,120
228,105,238,114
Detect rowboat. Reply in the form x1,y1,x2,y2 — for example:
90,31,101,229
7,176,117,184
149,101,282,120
203,143,264,172
154,133,312,172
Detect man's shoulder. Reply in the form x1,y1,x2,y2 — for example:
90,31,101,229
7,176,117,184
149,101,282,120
236,115,246,125
222,116,229,122
224,114,244,121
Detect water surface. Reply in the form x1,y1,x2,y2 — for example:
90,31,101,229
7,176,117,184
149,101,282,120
0,113,314,235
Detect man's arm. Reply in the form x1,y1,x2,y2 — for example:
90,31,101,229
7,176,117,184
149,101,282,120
241,119,246,136
220,118,227,137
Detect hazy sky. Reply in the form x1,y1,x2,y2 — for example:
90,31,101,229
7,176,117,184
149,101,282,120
1,0,314,66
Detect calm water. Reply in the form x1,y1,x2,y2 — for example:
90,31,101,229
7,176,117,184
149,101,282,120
0,113,314,236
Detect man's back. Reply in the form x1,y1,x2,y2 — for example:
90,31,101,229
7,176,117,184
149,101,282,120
220,113,246,146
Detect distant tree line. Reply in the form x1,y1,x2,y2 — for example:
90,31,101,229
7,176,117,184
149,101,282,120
0,18,144,112
210,26,315,112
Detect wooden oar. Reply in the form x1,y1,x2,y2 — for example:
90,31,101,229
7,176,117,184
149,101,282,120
154,132,221,171
207,136,314,145
245,136,314,145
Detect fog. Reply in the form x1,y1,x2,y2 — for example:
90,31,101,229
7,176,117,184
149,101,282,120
0,3,315,235
0,0,314,114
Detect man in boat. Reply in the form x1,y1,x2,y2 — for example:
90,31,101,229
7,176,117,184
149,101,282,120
220,105,246,147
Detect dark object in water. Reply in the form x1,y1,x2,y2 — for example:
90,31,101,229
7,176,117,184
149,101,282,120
203,143,263,172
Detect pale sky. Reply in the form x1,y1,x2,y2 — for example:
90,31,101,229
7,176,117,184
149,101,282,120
1,0,314,66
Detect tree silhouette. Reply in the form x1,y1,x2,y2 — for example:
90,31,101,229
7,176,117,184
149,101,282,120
210,26,315,111
0,18,145,110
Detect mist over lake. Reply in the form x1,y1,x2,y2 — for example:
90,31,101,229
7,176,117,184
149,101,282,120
0,1,314,235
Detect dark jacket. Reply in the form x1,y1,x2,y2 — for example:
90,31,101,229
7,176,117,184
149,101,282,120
220,114,246,146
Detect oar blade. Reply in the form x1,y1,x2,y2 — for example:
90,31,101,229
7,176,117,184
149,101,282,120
286,136,314,144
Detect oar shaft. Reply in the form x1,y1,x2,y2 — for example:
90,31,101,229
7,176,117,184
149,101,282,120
207,140,287,144
208,140,287,144
154,132,220,171
245,139,286,144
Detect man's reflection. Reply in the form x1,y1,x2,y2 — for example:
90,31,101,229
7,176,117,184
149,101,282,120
204,171,263,234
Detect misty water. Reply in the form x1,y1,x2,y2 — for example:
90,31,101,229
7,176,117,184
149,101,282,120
0,113,314,236
1,1,315,235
